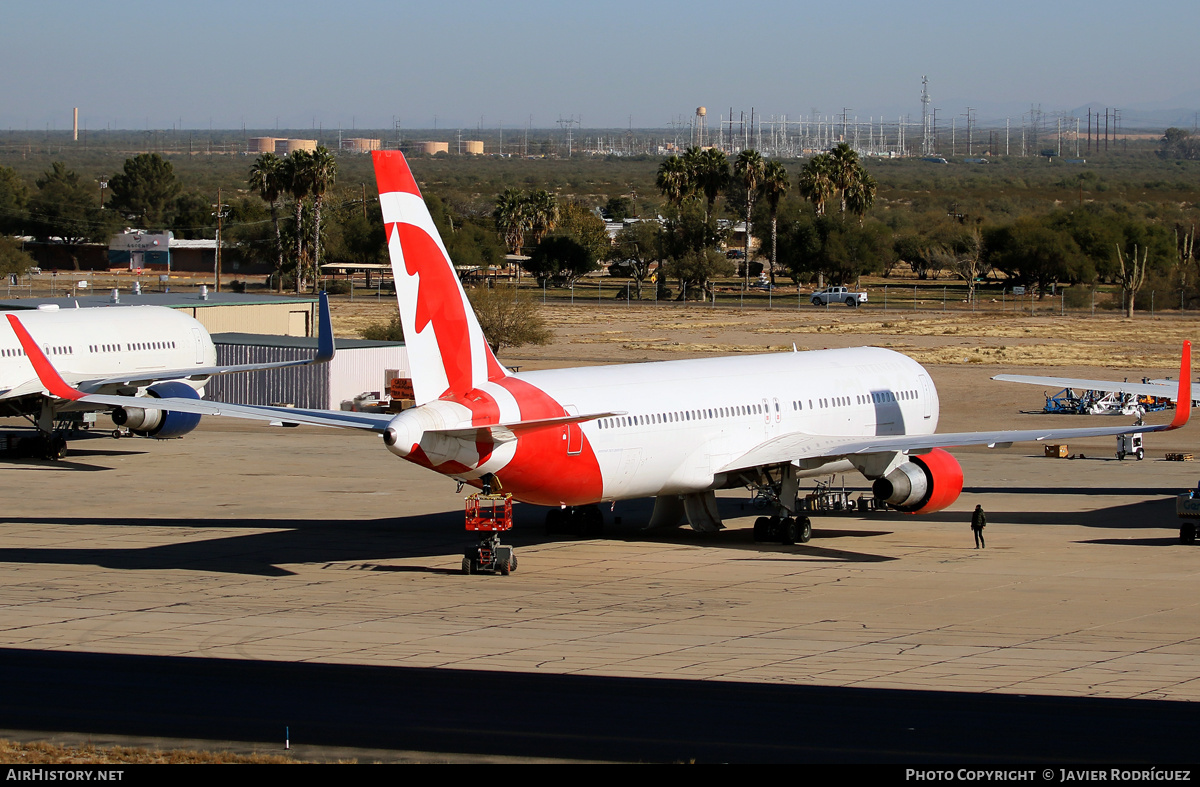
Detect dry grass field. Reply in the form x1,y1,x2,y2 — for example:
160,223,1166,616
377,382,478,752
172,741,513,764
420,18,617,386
329,294,1195,373
0,739,302,764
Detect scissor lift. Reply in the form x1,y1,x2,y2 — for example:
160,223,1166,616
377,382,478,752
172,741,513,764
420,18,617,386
462,493,517,575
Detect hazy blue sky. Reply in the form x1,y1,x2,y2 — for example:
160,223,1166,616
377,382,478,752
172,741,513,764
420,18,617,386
4,0,1198,130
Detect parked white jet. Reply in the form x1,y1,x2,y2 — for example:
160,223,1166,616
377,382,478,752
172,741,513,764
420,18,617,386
0,294,332,457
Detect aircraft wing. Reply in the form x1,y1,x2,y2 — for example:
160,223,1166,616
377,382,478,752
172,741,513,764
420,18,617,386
71,292,336,394
992,373,1185,400
717,418,1185,474
719,342,1191,474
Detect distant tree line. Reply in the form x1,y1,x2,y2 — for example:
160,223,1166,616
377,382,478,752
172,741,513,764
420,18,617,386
3,136,1199,317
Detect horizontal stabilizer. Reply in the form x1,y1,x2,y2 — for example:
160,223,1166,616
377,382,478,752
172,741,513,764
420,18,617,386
432,411,624,445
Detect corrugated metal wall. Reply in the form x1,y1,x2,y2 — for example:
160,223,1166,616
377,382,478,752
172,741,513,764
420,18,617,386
206,344,409,409
207,345,329,409
329,347,409,408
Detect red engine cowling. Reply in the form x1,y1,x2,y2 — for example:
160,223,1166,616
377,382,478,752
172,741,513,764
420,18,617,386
871,448,964,514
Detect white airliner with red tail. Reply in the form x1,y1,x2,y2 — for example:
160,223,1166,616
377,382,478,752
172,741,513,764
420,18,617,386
0,297,332,458
9,151,1191,540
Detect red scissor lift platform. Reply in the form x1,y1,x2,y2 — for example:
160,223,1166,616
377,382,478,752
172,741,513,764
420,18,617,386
462,493,517,575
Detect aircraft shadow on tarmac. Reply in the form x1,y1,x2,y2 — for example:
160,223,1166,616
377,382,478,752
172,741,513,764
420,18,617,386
1,448,148,471
2,482,1180,575
0,494,903,575
915,496,1177,532
1,647,1196,763
965,485,1186,497
3,489,1178,577
9,484,1180,578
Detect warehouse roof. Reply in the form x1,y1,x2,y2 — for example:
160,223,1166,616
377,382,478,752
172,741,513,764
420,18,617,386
212,332,404,350
0,292,317,310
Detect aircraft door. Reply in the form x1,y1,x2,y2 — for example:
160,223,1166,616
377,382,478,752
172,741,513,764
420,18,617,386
564,405,582,455
566,424,582,455
192,328,205,364
918,374,933,419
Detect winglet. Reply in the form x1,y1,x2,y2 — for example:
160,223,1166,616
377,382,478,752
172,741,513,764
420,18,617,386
5,314,85,401
1169,340,1191,430
314,290,334,363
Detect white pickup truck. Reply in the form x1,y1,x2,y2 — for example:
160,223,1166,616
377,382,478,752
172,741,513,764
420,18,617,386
810,286,868,307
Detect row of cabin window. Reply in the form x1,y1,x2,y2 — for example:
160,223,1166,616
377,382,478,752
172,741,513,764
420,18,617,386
598,389,922,430
4,346,79,357
598,402,773,429
791,389,920,411
1,341,179,358
88,341,177,353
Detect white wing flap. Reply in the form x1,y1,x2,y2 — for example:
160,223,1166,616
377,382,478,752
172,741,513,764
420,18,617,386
717,420,1181,474
993,374,1181,399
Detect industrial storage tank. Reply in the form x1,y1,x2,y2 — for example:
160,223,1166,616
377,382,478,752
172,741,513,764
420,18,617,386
464,140,485,155
278,138,318,154
342,138,381,153
248,137,281,153
415,141,449,155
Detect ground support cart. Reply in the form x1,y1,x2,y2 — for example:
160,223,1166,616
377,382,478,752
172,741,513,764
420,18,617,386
462,493,517,575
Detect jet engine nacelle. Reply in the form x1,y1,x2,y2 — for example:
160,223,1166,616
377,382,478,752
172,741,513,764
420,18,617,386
871,448,963,514
111,381,203,439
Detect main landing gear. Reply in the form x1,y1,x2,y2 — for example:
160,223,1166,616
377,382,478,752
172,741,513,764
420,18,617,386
17,407,99,461
753,515,812,545
544,505,604,537
743,465,812,545
462,493,517,575
37,433,68,461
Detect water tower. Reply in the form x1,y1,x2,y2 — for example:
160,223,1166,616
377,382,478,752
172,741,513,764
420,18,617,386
694,106,707,148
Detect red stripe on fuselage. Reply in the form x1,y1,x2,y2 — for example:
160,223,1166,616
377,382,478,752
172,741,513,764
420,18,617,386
489,377,603,506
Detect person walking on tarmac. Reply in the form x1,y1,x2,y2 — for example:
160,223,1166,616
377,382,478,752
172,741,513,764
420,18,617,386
971,505,986,549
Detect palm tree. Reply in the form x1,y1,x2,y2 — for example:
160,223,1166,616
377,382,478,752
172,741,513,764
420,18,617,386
281,149,312,295
688,147,729,223
248,153,285,292
307,146,338,293
828,142,861,215
798,155,835,217
526,190,558,247
494,188,530,282
759,160,789,286
844,169,877,222
655,155,691,207
734,149,765,283
494,188,530,255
